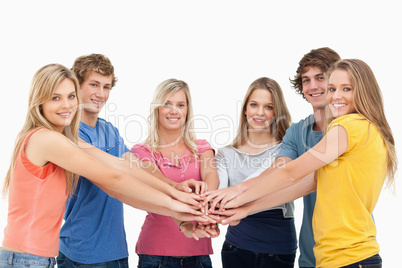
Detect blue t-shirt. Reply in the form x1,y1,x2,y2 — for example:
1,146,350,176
277,114,323,268
59,118,130,264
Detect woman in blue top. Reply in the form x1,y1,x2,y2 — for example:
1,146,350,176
215,77,295,268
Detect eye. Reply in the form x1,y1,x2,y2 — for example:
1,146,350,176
317,76,325,81
52,96,60,101
328,87,336,92
250,103,257,107
344,87,352,91
90,83,98,87
163,102,171,107
104,86,111,91
302,79,310,84
266,105,274,110
69,94,76,99
178,104,186,108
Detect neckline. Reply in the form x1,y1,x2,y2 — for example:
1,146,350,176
231,142,281,156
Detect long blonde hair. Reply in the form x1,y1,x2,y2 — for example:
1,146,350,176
145,79,198,156
231,77,292,148
3,64,81,197
326,59,397,188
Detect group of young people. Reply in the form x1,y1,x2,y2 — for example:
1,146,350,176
0,47,397,268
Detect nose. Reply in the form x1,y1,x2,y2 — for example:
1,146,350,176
169,105,179,114
257,106,264,115
95,88,105,99
332,89,342,99
310,79,318,89
62,97,72,108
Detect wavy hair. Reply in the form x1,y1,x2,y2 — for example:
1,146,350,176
326,59,397,189
290,47,340,100
72,53,117,88
3,64,81,197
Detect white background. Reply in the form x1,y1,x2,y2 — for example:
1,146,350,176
0,1,401,267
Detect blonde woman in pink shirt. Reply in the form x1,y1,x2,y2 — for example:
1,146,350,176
0,65,210,268
131,79,220,268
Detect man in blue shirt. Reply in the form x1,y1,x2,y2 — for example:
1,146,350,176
57,54,132,268
278,47,340,268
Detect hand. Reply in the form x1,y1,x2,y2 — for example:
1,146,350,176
202,184,244,212
172,211,216,224
171,188,203,208
212,205,250,225
168,198,204,216
181,222,220,240
175,179,208,195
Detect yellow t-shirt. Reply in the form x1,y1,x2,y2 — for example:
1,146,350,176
313,113,387,267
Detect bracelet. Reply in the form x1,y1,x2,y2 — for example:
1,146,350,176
179,221,193,232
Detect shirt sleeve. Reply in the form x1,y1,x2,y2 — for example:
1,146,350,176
131,144,157,164
276,123,299,160
196,139,214,155
215,148,229,189
114,127,130,157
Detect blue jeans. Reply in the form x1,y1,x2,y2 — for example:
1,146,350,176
221,241,295,268
0,249,56,268
57,251,128,268
341,254,382,268
137,254,212,268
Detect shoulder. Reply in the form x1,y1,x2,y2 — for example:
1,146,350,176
216,146,238,159
131,143,151,154
31,128,67,144
290,114,315,130
328,114,367,133
97,118,120,132
196,139,214,154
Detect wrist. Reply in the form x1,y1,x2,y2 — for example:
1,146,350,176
179,221,193,232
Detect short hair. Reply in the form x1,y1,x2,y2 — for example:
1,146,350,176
290,47,340,99
72,53,117,87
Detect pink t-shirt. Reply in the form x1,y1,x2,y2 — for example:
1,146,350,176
131,139,214,256
3,129,67,257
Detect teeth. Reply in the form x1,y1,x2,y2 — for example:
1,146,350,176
167,118,179,121
311,93,323,97
59,112,70,116
333,103,346,108
92,100,103,104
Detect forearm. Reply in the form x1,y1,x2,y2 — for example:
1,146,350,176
238,172,316,214
204,173,219,191
105,170,177,209
85,148,176,196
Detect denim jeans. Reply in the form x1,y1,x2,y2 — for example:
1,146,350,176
341,254,382,268
0,249,56,268
137,254,212,268
57,251,128,268
221,241,295,268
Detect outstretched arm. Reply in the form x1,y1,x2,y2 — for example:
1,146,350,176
203,156,292,211
215,172,317,225
28,129,203,216
223,125,348,208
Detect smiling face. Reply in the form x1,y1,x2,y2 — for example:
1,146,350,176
327,69,356,118
301,66,327,111
41,78,78,132
158,89,188,133
245,88,275,131
80,71,112,115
